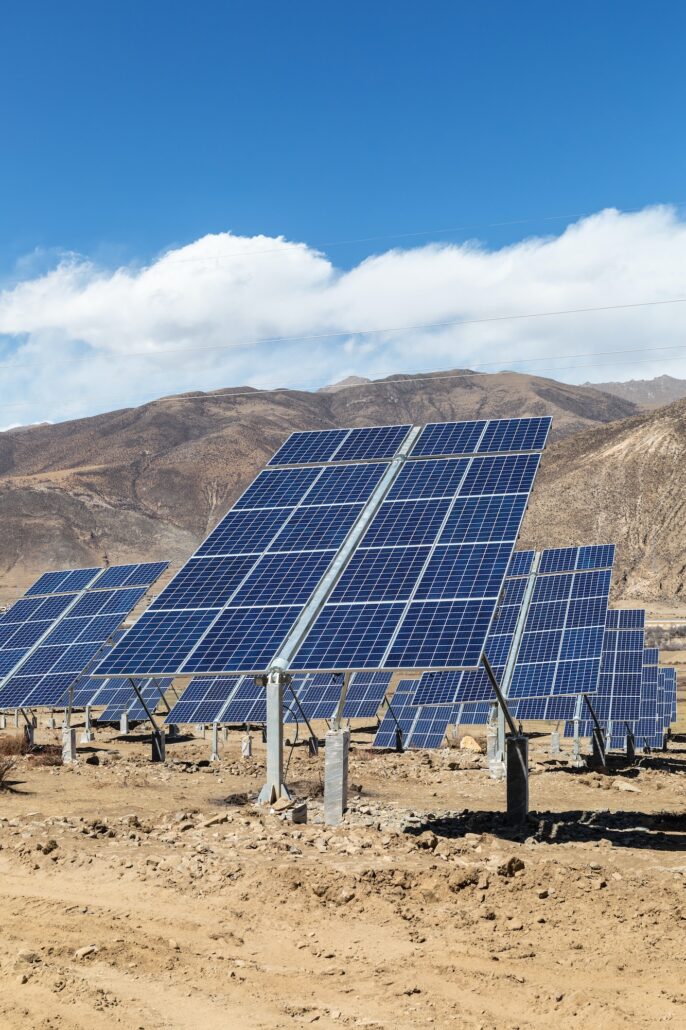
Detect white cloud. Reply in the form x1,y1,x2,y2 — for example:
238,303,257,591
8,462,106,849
1,205,686,426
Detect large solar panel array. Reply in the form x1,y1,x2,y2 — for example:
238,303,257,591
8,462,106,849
564,609,645,745
0,562,168,710
94,418,551,679
413,545,614,707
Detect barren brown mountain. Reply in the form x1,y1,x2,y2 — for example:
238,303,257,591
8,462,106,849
520,397,686,601
0,368,660,602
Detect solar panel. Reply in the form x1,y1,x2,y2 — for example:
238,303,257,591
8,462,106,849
94,418,550,679
98,678,172,722
164,676,244,724
282,671,392,724
564,609,645,743
661,666,677,724
25,568,101,596
0,563,166,710
634,646,661,748
413,544,614,707
220,677,268,724
373,678,459,749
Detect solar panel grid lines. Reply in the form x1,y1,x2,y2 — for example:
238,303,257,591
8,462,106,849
411,543,615,709
563,608,646,743
97,677,173,722
164,676,244,725
95,418,550,678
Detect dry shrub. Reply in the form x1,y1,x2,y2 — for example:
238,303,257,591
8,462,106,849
0,756,16,789
28,744,62,767
0,734,29,757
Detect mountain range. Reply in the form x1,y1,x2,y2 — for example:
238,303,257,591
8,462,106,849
1,369,683,605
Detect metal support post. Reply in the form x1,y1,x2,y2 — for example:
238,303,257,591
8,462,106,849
550,729,561,755
13,709,19,728
324,726,350,826
80,706,94,743
120,711,129,735
166,724,179,738
584,694,606,770
151,729,166,762
241,732,252,758
196,724,206,738
210,722,220,762
222,725,229,743
482,654,527,810
506,735,529,824
127,677,166,763
624,723,636,762
23,722,35,748
258,669,292,804
0,713,6,730
46,712,56,729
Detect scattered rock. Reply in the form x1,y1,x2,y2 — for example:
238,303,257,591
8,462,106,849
498,857,525,878
74,945,98,960
17,949,40,964
459,735,484,754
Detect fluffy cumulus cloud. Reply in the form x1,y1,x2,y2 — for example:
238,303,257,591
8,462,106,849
2,205,686,427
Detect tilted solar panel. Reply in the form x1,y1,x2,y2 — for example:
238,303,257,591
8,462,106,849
373,677,458,750
98,678,172,722
165,676,244,724
413,544,614,707
0,563,167,710
94,418,551,679
564,609,645,744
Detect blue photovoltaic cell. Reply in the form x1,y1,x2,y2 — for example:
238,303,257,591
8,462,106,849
302,463,388,505
412,417,550,458
197,508,293,558
662,666,677,723
95,562,169,589
267,503,363,551
330,425,412,463
373,680,420,748
342,672,393,719
165,676,243,724
97,678,172,722
182,605,302,673
283,671,392,723
284,673,342,723
25,568,100,596
232,551,336,607
564,609,645,743
269,428,352,466
149,556,257,611
220,678,268,724
96,418,548,678
373,679,458,749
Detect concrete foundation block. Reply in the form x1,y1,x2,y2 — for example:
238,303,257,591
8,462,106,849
324,728,350,826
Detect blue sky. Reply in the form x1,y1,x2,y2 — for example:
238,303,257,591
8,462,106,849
1,1,686,425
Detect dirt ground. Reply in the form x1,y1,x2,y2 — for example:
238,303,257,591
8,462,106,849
1,698,686,1030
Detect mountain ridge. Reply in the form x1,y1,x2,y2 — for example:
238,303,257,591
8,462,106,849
0,367,669,603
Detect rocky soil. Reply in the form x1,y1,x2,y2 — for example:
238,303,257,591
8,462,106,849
1,722,685,1028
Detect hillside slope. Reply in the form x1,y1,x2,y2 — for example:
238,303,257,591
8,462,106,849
520,398,686,600
588,374,686,409
0,369,640,600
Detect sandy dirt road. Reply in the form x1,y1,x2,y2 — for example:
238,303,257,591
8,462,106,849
1,720,685,1029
